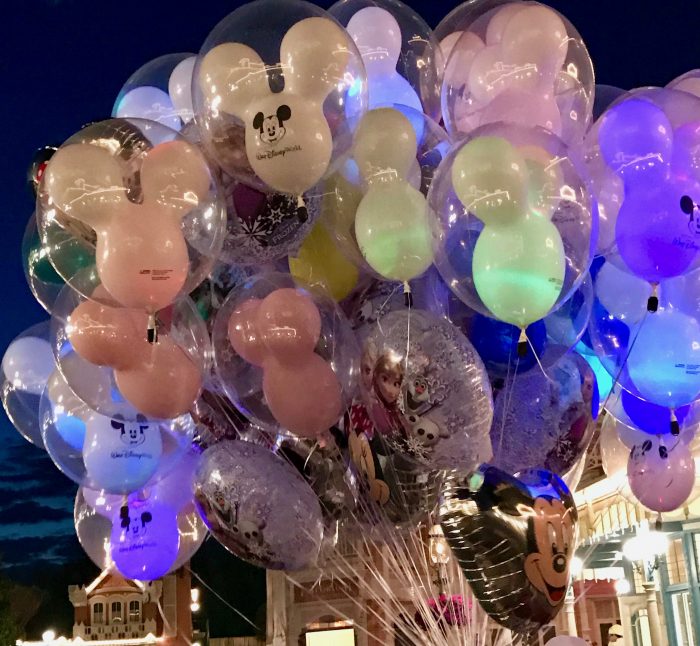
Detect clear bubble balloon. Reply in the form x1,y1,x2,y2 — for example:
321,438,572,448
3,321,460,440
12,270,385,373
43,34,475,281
589,268,700,411
41,391,195,494
447,275,593,377
193,0,367,195
36,118,226,313
441,1,594,144
194,440,324,570
112,53,198,130
50,272,210,420
585,87,700,282
212,273,358,438
329,0,442,121
322,106,450,281
75,487,205,578
2,321,55,448
431,122,595,329
360,309,493,471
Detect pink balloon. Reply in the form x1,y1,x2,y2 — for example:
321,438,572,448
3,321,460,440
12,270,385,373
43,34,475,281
485,3,527,45
68,299,148,370
627,436,696,512
263,354,341,437
257,289,322,364
98,214,189,312
481,89,562,136
227,298,268,366
115,337,202,419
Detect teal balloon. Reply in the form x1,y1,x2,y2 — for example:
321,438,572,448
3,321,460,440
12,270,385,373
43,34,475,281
355,181,433,282
472,217,565,327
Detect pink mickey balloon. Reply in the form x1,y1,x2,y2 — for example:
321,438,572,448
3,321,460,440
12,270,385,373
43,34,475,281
115,337,202,419
481,89,562,136
227,298,267,366
627,436,696,512
257,289,321,364
263,354,341,437
485,3,526,45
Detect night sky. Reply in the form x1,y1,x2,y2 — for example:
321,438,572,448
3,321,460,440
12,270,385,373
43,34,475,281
2,0,700,625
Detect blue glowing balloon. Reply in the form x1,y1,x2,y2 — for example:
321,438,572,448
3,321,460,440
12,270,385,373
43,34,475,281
627,309,700,409
114,86,181,131
621,389,692,436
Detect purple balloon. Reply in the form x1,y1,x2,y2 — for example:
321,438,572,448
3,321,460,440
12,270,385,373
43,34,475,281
110,497,179,580
627,435,695,512
194,440,324,570
598,98,672,183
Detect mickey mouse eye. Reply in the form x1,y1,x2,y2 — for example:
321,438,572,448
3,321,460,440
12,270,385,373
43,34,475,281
659,445,668,459
551,543,558,556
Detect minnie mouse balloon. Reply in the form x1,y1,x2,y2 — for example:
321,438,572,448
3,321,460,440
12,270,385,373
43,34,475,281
627,435,696,512
196,0,367,196
194,440,324,570
440,466,578,634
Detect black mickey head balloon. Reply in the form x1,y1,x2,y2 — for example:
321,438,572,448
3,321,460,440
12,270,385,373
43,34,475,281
440,466,578,636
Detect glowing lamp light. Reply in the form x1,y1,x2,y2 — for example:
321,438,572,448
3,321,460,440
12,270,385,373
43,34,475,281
41,630,56,643
622,530,668,562
615,578,632,595
570,555,584,577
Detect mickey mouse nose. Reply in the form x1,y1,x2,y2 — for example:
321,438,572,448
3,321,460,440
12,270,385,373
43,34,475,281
552,553,567,573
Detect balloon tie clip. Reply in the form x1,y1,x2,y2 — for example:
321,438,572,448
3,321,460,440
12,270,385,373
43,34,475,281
670,409,680,436
296,195,308,224
517,328,528,358
403,281,413,308
647,283,659,313
147,314,158,344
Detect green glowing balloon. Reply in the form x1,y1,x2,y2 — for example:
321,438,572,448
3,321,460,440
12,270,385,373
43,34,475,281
472,217,565,327
355,181,433,282
451,136,529,226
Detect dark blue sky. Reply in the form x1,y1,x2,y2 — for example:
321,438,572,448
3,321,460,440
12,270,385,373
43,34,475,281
2,0,700,575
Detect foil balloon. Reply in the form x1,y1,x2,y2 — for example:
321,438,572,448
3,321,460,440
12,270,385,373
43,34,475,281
440,466,578,634
194,440,324,570
627,435,696,512
490,352,598,480
361,309,493,471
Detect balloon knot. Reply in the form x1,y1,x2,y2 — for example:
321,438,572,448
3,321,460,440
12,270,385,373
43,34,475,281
670,409,680,436
296,195,308,223
147,314,158,344
517,328,528,358
647,284,659,313
403,281,413,308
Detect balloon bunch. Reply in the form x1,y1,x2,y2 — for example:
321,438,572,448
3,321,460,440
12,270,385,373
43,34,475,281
7,0,700,642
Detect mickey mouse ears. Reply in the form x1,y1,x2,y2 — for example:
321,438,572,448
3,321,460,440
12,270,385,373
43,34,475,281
199,17,353,119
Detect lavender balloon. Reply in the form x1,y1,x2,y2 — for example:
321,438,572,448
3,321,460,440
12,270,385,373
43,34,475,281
194,440,324,570
627,435,696,512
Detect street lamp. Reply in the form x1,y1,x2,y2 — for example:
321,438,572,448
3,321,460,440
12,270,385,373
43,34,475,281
41,630,56,643
191,588,201,613
622,526,668,579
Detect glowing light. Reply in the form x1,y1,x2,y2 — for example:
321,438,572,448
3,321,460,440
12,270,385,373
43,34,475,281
570,555,584,577
42,631,56,643
615,578,631,595
622,530,668,562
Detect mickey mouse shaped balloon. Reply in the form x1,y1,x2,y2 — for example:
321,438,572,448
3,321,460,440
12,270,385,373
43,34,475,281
440,466,577,635
354,108,435,284
586,87,700,305
197,1,367,207
39,119,224,322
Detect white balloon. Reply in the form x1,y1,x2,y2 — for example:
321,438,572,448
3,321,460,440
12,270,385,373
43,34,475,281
168,56,196,123
115,86,181,131
595,261,651,323
2,336,55,396
83,411,163,493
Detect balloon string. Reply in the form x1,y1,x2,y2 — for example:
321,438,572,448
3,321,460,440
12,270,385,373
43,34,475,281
186,561,260,631
528,333,557,386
